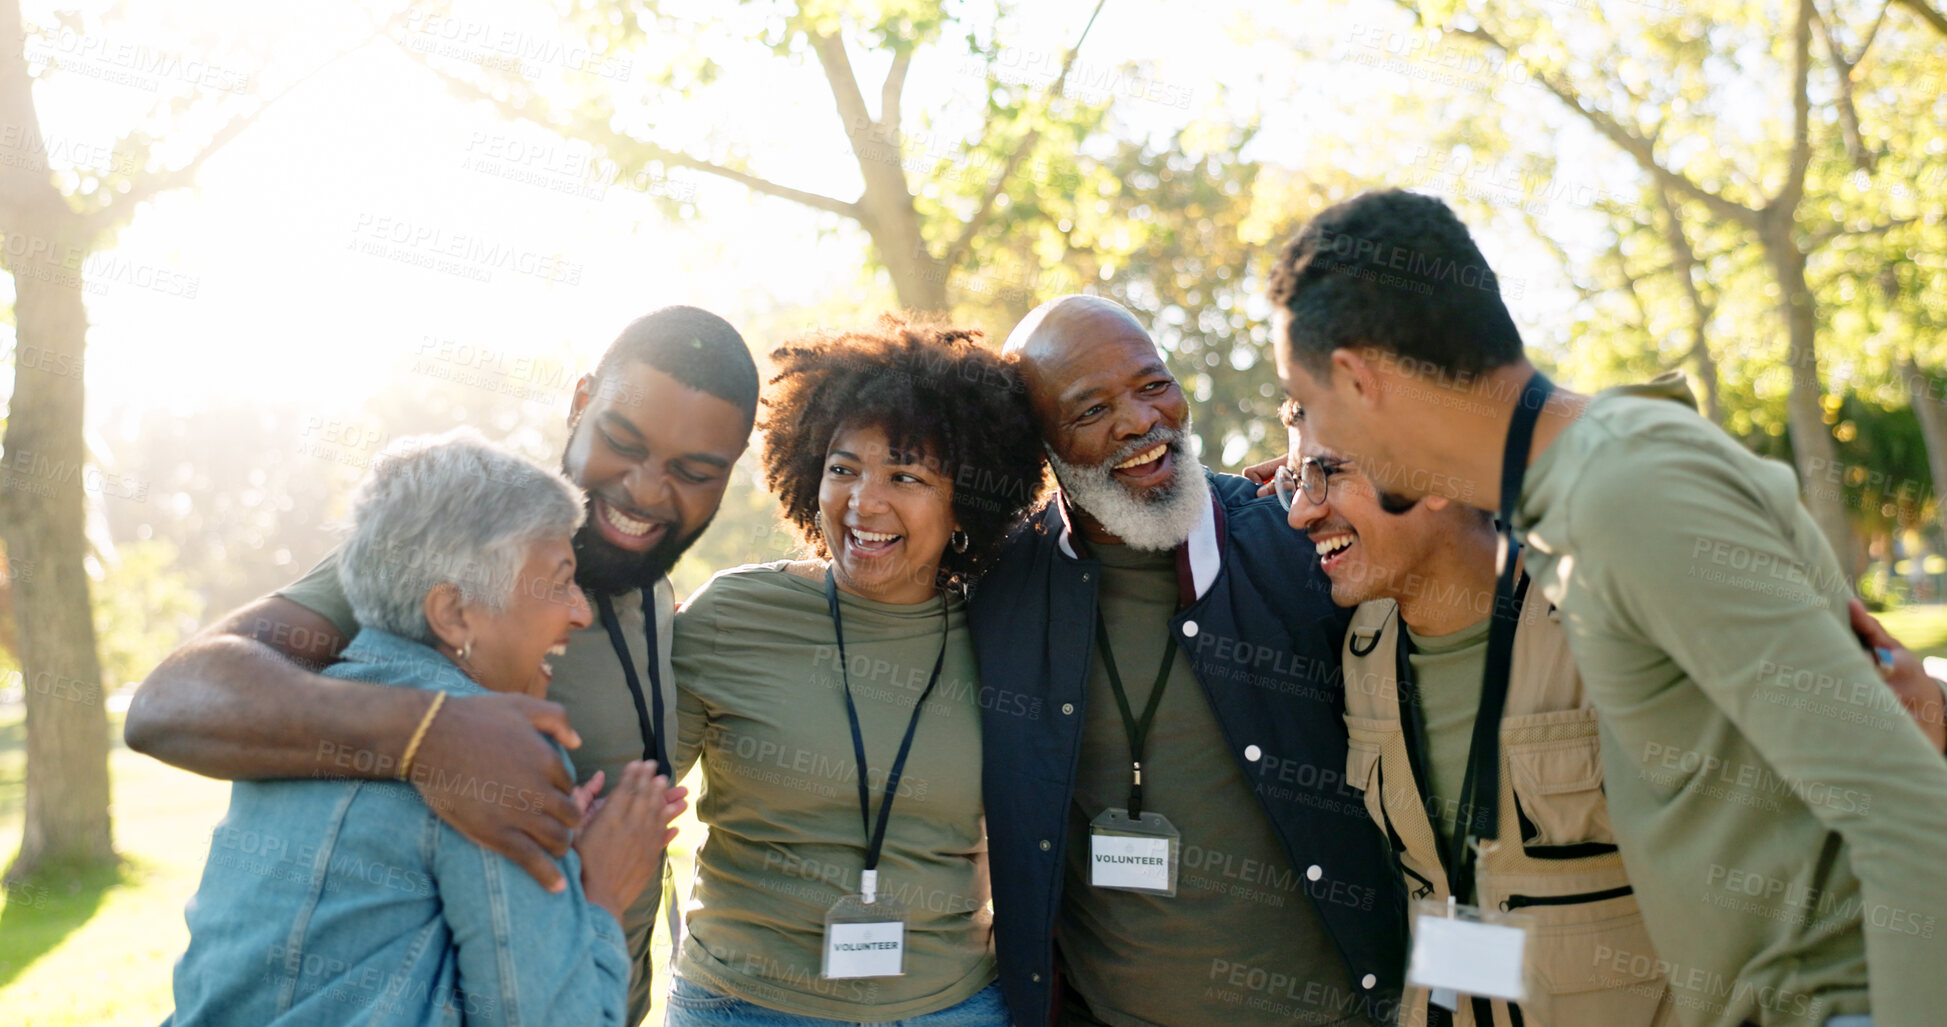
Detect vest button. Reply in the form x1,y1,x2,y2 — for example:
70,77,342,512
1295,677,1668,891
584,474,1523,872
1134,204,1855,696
1362,973,1377,989
1031,973,1042,983
1244,744,1261,762
1081,572,1090,582
1039,839,1051,851
1306,864,1323,882
1181,620,1199,638
1061,703,1075,715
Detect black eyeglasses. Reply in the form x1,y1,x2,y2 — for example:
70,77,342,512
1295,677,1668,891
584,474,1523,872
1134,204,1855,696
1273,457,1348,511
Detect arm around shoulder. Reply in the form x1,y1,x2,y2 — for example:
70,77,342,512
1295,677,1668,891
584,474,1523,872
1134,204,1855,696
123,595,427,779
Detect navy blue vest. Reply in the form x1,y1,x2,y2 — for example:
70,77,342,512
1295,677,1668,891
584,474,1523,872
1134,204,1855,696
969,472,1407,1026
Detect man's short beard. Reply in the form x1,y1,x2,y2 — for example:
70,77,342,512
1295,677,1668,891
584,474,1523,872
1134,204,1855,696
560,435,709,596
571,511,710,596
1047,424,1210,552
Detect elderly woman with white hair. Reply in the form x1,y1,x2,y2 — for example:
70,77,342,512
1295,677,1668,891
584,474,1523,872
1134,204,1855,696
167,429,687,1026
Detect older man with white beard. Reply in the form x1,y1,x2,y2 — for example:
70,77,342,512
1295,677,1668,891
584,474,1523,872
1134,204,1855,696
971,296,1408,1027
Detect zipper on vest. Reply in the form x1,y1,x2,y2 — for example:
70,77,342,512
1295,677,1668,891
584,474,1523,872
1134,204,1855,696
1499,884,1634,911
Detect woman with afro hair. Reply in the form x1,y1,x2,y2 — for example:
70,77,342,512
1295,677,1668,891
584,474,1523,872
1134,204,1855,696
665,314,1044,1026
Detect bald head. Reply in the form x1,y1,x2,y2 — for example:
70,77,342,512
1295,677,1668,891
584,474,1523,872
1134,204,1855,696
1003,295,1153,363
1002,295,1162,420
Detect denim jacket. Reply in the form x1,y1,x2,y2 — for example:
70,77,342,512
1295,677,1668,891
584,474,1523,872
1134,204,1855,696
166,629,630,1026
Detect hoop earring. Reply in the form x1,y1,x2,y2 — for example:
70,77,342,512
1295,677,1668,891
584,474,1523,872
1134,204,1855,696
951,530,969,554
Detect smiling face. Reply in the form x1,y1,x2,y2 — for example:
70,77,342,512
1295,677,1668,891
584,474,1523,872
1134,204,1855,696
1273,315,1432,512
459,536,593,698
1281,418,1450,609
1030,318,1189,497
1016,302,1208,550
818,423,956,605
562,362,751,593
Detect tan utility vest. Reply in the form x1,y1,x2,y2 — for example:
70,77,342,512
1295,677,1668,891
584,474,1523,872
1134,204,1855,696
1341,584,1675,1027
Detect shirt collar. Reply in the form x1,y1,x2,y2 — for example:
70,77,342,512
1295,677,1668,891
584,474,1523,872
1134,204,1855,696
339,628,487,696
1054,483,1223,605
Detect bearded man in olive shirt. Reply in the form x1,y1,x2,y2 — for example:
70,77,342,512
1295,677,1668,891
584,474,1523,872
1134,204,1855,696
127,307,759,1026
972,296,1406,1027
1269,190,1947,1027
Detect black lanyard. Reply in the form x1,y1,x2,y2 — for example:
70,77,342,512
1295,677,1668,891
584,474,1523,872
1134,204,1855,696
825,568,950,874
1393,625,1440,862
1397,576,1531,879
1446,370,1554,907
594,589,670,773
1092,613,1178,819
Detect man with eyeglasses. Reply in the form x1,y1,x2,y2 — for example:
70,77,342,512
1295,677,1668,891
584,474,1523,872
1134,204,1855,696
1269,400,1675,1027
1265,189,1947,1027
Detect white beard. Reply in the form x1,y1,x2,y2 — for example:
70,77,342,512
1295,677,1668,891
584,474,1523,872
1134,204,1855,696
1048,427,1211,552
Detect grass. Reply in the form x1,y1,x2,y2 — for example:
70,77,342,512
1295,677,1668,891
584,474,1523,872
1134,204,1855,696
0,707,704,1026
1873,605,1947,661
8,601,1947,1023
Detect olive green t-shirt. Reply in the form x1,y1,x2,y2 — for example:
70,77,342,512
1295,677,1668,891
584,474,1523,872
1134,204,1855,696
1058,543,1361,1027
670,563,994,1021
1403,617,1490,842
277,549,678,1026
1515,377,1947,1027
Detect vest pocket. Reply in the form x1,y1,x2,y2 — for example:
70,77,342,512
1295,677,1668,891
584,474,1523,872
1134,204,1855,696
1520,895,1670,1027
1344,718,1387,822
1504,710,1615,850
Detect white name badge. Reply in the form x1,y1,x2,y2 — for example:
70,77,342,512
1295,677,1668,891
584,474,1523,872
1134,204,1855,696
822,918,905,979
821,881,908,980
1406,899,1533,1003
1088,808,1180,895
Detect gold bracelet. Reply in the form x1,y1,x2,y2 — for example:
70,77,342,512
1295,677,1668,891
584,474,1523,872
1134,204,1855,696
398,691,446,782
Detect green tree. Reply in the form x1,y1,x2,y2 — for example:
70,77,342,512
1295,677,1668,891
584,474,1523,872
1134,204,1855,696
397,0,1117,314
1378,0,1947,573
0,0,375,881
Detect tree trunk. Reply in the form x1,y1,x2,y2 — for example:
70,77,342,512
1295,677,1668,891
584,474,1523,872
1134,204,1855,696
866,204,951,314
1760,219,1854,582
1,0,116,883
1904,358,1947,544
1,243,116,883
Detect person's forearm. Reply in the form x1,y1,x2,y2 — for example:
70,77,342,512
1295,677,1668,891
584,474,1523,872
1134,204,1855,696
125,634,428,781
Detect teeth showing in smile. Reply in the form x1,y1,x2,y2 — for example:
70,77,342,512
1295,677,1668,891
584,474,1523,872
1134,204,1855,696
852,529,901,544
1315,535,1355,558
542,642,567,674
603,503,655,537
1115,444,1168,470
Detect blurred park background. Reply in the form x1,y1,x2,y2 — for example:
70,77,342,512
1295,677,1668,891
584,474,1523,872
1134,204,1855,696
1,0,1944,1021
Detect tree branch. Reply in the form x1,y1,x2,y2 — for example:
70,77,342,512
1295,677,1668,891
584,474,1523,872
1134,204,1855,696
880,47,911,130
1771,0,1815,216
1896,0,1947,34
83,25,383,241
396,41,862,219
1808,214,1919,248
808,31,876,139
1654,180,1722,422
1812,2,1879,173
940,0,1109,270
1446,19,1760,228
0,0,59,228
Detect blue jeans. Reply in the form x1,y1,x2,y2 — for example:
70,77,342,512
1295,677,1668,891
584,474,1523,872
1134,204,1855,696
664,978,1008,1027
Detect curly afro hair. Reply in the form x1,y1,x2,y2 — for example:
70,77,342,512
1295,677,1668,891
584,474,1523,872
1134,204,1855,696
761,314,1046,590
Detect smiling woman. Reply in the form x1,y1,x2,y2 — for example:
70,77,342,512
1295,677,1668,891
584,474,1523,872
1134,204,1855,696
662,314,1044,1026
165,429,688,1026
